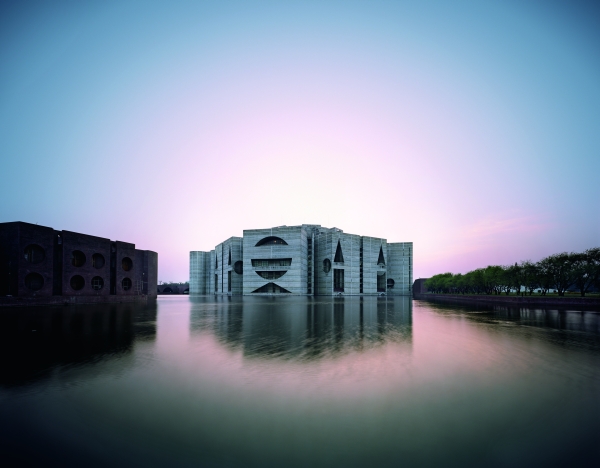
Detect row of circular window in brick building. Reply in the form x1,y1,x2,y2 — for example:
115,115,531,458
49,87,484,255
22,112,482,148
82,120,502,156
24,244,134,271
24,273,134,292
23,244,135,292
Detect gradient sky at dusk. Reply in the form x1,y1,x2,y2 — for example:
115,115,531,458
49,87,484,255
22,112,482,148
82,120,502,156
1,0,599,282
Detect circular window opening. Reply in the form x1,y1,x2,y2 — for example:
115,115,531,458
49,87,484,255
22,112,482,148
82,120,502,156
24,244,45,264
323,258,331,273
122,257,133,271
91,276,104,290
387,278,395,288
70,275,85,290
71,250,86,267
92,253,105,269
122,277,132,291
234,261,243,274
24,272,44,291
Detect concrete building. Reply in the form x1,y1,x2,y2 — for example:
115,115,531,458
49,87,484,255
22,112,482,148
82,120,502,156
0,222,157,305
190,224,412,296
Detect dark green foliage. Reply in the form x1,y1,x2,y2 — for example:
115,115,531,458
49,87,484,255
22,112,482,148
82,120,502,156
424,247,600,297
158,281,190,294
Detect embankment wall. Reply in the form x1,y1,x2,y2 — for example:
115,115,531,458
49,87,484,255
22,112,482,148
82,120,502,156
413,293,600,309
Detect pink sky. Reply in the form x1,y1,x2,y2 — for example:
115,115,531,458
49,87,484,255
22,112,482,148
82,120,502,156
1,1,598,281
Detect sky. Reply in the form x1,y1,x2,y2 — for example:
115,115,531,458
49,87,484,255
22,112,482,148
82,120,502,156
1,0,599,282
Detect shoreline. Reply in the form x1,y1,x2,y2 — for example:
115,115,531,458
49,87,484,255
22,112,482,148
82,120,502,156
413,293,600,310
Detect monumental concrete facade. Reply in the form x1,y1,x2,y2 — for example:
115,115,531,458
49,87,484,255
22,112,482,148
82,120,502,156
190,224,412,296
0,222,158,305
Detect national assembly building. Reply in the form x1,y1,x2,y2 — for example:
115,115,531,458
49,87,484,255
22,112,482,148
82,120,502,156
190,224,412,296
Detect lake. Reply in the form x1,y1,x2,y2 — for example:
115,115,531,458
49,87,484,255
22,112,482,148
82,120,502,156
1,296,599,467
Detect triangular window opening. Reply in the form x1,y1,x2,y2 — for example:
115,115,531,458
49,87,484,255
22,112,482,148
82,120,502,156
377,246,386,265
334,240,344,263
228,248,231,265
251,282,292,294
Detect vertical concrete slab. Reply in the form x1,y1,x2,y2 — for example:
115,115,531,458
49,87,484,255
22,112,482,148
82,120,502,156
387,242,413,296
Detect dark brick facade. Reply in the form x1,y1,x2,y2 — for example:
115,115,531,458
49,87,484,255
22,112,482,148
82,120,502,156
0,222,157,301
61,230,112,297
412,278,429,296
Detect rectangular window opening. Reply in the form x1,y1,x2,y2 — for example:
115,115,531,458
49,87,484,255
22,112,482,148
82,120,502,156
377,273,386,292
334,269,344,292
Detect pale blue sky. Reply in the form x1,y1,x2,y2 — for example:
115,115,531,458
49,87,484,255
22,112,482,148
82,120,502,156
1,1,599,281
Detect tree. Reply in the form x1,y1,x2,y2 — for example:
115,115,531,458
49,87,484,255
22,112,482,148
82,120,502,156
538,253,577,296
423,247,599,298
481,266,504,295
495,266,513,295
469,269,486,294
453,273,467,294
505,263,524,295
572,248,600,297
426,273,454,293
536,261,554,296
520,261,540,295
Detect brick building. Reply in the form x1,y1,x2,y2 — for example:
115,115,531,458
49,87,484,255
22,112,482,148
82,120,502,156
412,278,429,297
0,222,157,302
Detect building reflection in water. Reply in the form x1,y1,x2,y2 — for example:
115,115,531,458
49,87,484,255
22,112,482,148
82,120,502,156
0,301,157,387
189,296,412,360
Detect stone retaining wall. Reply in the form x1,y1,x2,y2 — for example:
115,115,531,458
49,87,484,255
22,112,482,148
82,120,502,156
413,293,600,308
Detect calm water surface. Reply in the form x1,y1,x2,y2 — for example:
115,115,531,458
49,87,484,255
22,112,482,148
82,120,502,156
1,296,599,467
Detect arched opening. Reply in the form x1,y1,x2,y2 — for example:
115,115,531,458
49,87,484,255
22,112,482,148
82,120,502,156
71,250,86,267
122,257,133,271
91,276,104,290
24,272,44,291
234,261,243,274
70,275,85,290
323,259,331,273
121,277,132,291
24,245,45,264
387,278,395,289
92,253,105,269
255,236,288,246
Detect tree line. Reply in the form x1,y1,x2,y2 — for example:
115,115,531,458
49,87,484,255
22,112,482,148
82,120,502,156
158,281,189,294
425,248,600,297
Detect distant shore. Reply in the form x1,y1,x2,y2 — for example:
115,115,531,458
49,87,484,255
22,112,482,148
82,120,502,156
413,293,600,309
